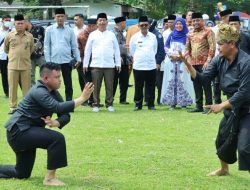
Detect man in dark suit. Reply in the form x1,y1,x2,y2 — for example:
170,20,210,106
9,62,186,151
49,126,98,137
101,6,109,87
0,63,94,186
144,19,165,106
229,15,250,55
113,16,130,105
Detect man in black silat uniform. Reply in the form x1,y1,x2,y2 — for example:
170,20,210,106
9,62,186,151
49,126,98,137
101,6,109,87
0,62,94,186
180,24,250,176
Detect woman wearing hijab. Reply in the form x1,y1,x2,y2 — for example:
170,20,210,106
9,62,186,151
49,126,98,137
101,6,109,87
161,17,194,109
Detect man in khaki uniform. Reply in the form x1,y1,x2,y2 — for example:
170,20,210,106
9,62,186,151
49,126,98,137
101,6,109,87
4,14,34,114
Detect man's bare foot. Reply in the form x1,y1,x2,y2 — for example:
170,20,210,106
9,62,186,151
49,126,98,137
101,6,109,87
207,169,229,176
43,178,66,186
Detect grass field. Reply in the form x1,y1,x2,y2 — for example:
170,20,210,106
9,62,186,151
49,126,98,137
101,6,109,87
0,70,249,190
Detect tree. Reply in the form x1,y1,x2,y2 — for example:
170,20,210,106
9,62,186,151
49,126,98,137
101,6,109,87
117,0,250,19
2,0,14,5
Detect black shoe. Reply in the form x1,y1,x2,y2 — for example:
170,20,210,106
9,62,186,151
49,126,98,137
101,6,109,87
148,106,156,110
88,102,93,107
187,108,203,113
134,107,142,111
202,108,210,114
120,101,129,105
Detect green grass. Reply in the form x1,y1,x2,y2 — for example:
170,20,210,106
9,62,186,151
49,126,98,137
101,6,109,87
0,71,249,190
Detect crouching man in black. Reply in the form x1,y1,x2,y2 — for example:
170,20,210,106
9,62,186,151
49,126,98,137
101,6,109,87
0,62,94,186
180,24,250,176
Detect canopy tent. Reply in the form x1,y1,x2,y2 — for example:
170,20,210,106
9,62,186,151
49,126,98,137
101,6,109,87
234,11,250,19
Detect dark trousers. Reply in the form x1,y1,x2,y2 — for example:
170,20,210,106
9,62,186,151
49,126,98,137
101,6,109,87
156,70,164,104
0,126,67,179
145,70,163,104
77,66,93,104
113,64,129,102
216,110,250,170
61,63,73,101
145,70,163,105
77,63,85,91
134,69,156,108
213,77,222,104
0,59,9,96
91,68,115,107
193,65,212,109
238,113,250,170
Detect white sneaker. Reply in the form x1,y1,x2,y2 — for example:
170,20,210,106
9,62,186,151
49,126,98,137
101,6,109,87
107,106,115,112
92,107,99,112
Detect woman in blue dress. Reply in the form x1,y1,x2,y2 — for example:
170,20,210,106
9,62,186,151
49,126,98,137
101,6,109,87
161,17,194,108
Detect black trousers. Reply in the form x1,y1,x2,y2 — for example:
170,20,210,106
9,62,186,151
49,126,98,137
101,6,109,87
134,69,156,108
213,77,222,104
145,70,163,105
61,63,73,101
0,59,9,96
77,63,85,91
113,64,129,102
0,126,67,179
77,67,94,104
193,65,212,109
156,70,164,104
216,110,250,170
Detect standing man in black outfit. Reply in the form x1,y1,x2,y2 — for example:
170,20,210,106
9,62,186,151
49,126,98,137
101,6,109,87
24,16,45,86
228,15,250,55
0,63,94,186
0,15,12,97
113,16,130,105
144,19,165,106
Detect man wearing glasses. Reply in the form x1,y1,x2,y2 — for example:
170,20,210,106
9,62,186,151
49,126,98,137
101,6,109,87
129,15,158,111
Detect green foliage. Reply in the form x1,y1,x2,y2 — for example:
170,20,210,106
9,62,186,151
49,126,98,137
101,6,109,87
2,0,14,5
116,0,250,19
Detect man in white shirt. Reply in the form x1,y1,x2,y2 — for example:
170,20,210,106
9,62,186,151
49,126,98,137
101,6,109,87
0,15,12,97
73,13,86,36
83,13,121,112
162,14,176,45
129,15,158,111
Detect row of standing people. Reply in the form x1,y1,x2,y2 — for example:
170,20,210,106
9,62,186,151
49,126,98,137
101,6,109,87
0,9,165,113
1,9,250,114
